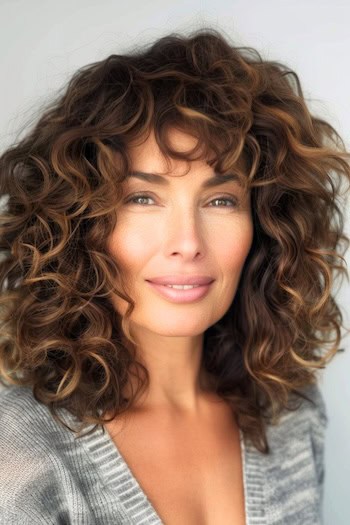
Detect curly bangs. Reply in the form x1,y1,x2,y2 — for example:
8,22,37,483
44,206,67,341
0,27,349,453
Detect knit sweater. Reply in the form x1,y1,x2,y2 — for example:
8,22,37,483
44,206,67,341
0,382,327,524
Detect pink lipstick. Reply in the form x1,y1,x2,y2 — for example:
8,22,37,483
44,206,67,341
146,280,214,303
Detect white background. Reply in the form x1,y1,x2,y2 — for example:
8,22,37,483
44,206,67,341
0,1,349,523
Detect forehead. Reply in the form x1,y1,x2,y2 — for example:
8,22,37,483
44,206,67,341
127,128,198,170
126,127,247,182
128,170,244,189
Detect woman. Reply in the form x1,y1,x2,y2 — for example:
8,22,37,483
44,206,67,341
0,27,349,524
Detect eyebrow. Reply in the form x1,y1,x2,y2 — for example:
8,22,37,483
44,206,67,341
128,170,243,188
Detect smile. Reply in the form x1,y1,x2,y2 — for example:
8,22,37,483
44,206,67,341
146,281,214,303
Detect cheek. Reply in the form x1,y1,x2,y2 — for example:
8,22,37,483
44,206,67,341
107,221,156,268
216,220,253,272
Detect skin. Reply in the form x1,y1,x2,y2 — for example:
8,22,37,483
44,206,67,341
106,127,253,418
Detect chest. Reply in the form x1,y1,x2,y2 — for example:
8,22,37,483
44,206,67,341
105,405,246,525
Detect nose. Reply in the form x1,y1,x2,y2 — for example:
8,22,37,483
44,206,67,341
164,205,205,260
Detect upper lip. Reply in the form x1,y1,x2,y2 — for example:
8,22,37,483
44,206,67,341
146,275,215,285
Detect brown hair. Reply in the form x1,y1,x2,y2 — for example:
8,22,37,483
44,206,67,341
0,27,349,453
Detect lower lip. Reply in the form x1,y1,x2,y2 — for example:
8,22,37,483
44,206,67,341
146,281,214,303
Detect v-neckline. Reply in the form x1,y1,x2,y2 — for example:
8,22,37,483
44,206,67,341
74,416,267,525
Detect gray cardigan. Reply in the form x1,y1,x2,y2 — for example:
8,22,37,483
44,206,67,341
0,382,327,524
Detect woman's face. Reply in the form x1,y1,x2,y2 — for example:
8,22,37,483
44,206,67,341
107,128,254,339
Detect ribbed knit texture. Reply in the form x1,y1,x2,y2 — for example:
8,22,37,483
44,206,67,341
0,382,327,524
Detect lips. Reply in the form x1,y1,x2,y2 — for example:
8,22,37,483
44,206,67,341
146,279,214,303
146,275,215,286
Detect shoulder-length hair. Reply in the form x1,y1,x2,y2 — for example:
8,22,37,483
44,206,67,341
0,28,349,453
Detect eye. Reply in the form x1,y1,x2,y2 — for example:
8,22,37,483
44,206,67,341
125,193,156,206
208,196,238,208
124,192,239,208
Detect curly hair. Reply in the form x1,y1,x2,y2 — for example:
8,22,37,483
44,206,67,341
0,27,349,454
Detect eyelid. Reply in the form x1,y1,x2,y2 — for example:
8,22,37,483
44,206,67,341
124,190,239,199
124,191,240,206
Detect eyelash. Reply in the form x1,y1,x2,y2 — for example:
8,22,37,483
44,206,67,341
124,192,239,208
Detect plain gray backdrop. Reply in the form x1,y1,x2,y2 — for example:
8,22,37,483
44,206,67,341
0,1,349,523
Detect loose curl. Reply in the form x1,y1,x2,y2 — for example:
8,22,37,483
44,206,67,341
0,27,349,453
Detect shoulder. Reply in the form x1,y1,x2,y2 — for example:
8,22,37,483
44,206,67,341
0,384,63,447
0,385,78,522
269,378,328,445
0,383,82,466
265,381,326,429
265,381,328,459
262,382,328,523
0,385,58,481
